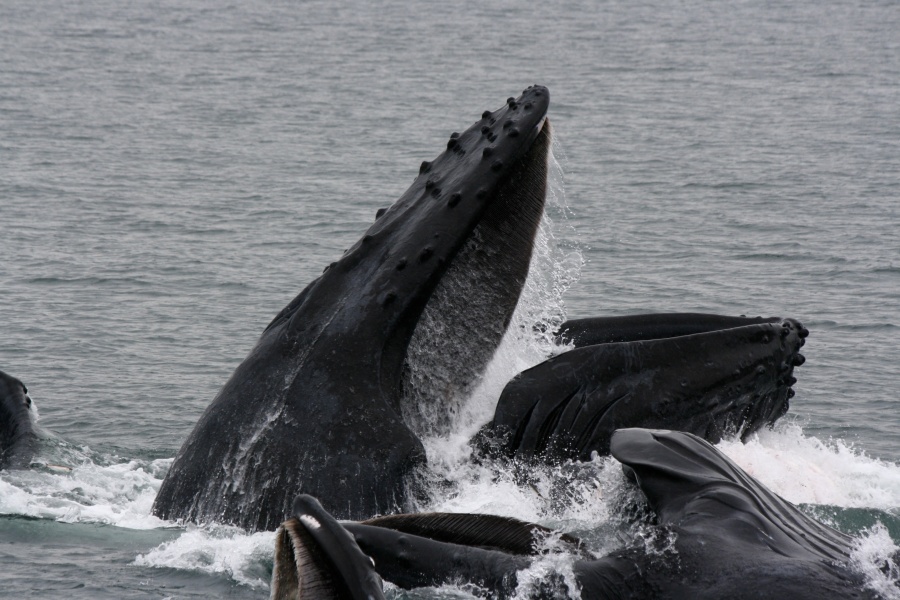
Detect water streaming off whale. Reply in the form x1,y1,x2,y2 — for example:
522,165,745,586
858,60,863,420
399,123,553,438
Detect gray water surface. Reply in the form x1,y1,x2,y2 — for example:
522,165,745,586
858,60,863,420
1,0,898,597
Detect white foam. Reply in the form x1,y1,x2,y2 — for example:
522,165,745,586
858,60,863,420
27,393,40,423
383,582,481,599
0,452,275,588
510,553,582,600
134,525,276,589
0,455,170,529
850,523,900,600
0,450,274,588
717,422,900,509
123,421,900,593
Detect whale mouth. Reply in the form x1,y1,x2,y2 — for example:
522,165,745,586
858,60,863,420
400,120,552,437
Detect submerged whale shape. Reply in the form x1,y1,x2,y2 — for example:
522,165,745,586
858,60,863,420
272,429,886,599
0,369,38,470
154,86,553,530
484,314,808,460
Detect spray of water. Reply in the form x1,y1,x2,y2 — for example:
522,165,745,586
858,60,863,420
134,525,275,589
718,422,900,509
399,129,576,441
509,553,583,600
850,523,900,600
416,140,583,462
404,143,604,534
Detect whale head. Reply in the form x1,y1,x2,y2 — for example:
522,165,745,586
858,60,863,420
154,87,554,529
0,369,37,469
266,85,552,434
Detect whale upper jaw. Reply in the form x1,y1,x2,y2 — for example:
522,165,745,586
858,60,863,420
264,86,552,404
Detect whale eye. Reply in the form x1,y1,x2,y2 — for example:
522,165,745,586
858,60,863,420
26,396,32,407
22,386,27,394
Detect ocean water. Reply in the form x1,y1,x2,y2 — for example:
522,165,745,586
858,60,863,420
1,0,899,597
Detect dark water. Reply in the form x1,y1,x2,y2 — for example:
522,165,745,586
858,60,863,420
1,0,899,598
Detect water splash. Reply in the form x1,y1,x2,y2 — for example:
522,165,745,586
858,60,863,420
416,142,583,460
399,139,580,441
850,523,900,600
510,553,582,600
0,444,168,529
384,583,483,599
134,525,275,589
717,421,900,509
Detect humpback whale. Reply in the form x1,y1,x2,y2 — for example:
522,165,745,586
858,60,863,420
0,369,38,470
155,86,811,532
484,315,807,460
154,86,554,530
272,429,887,599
